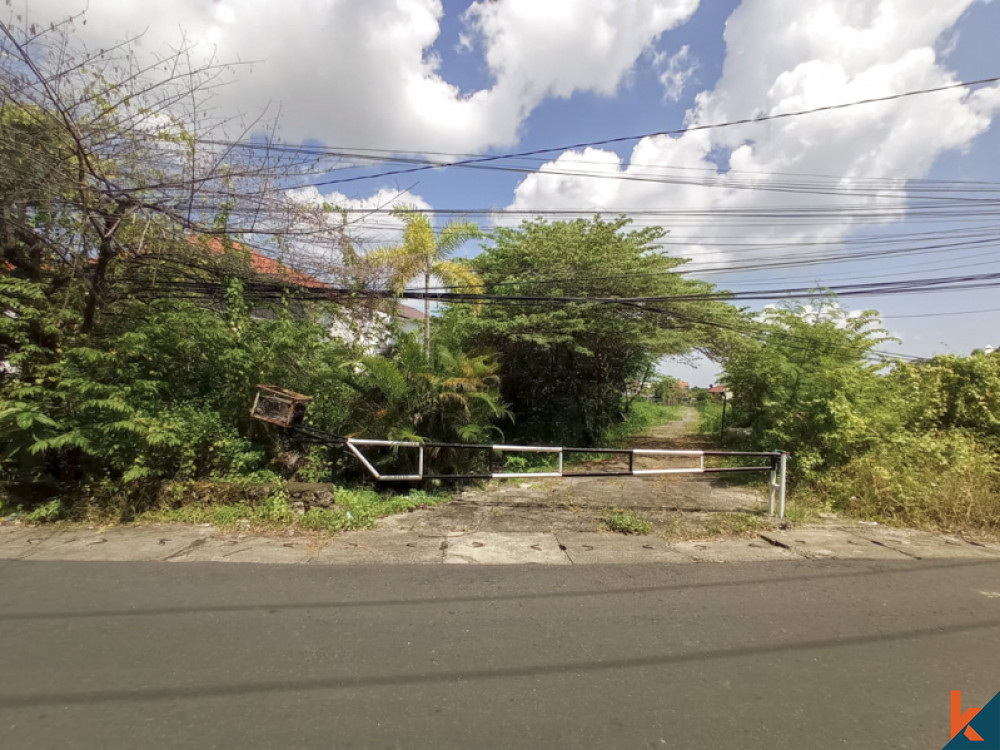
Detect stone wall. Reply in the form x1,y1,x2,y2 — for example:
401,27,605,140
285,482,337,514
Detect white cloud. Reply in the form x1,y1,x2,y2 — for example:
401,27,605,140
652,45,698,101
20,0,699,152
462,0,700,98
288,186,432,249
506,0,1000,266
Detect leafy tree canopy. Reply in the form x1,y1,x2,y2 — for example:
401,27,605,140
442,216,738,445
722,297,900,476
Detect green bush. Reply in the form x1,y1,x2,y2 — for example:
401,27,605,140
812,431,1000,532
697,399,724,436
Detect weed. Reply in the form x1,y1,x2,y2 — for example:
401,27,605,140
25,498,64,523
781,503,812,524
696,399,724,436
600,507,653,535
501,454,559,474
132,481,451,535
809,432,1000,535
259,487,292,523
704,512,770,537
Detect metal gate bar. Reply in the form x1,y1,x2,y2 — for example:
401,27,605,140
249,387,789,517
343,438,790,518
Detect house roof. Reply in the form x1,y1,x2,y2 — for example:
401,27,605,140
396,304,424,321
196,237,421,322
707,385,728,393
199,236,328,289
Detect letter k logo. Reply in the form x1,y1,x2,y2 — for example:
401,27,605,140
953,691,985,742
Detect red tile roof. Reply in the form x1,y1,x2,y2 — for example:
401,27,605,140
199,236,327,288
396,304,424,321
195,236,415,322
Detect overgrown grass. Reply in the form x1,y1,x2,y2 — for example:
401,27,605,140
600,507,653,535
140,486,451,534
806,432,1000,536
696,399,724,436
2,480,451,535
601,400,681,448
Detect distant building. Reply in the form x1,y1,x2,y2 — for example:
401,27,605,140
395,303,423,336
198,237,415,351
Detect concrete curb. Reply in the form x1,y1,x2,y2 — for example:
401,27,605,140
2,522,998,565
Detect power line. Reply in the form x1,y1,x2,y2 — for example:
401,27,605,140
880,306,1000,319
298,74,1000,187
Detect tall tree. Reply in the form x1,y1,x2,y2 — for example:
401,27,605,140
371,209,481,356
0,13,362,346
0,13,372,482
722,297,897,475
442,216,737,445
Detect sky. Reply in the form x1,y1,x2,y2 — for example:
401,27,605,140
17,0,1000,384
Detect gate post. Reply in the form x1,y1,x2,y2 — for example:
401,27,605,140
778,452,788,519
769,456,778,516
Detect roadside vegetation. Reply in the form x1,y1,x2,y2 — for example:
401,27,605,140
600,508,653,535
2,17,998,538
3,480,450,534
0,18,709,528
712,299,1000,535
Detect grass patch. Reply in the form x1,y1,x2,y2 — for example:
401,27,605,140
657,512,778,541
136,485,450,534
501,453,559,474
696,399,724,436
4,480,451,535
600,507,653,535
601,401,681,448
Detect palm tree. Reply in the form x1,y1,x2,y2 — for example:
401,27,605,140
371,209,482,357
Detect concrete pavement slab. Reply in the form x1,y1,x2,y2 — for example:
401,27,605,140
4,522,998,565
554,532,692,564
8,525,210,562
167,536,312,564
758,528,912,560
851,526,1000,560
443,531,570,564
0,525,61,558
672,538,798,563
309,531,445,564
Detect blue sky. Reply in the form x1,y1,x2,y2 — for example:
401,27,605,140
24,0,1000,384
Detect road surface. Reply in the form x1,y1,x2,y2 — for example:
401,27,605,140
2,558,999,748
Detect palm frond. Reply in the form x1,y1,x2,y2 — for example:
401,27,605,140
436,221,481,259
433,259,483,296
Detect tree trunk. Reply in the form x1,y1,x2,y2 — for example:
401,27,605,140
424,269,431,358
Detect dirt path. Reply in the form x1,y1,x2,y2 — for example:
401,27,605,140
632,406,716,448
378,407,772,536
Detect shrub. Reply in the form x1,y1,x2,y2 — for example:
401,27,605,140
812,431,1000,533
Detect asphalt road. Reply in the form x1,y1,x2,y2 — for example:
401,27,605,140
2,558,999,749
